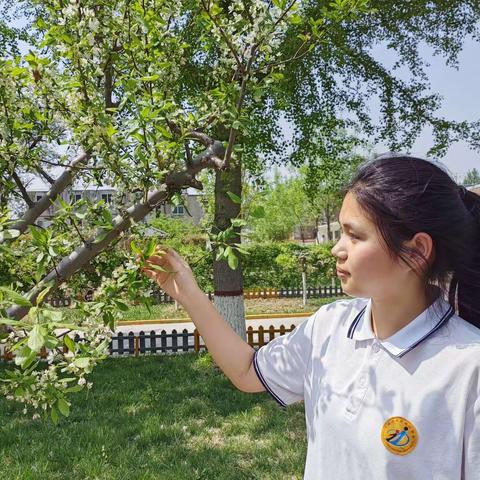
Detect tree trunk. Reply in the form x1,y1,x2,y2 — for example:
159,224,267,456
326,203,332,241
213,160,246,341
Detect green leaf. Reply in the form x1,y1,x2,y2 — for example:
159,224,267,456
0,317,21,326
288,14,303,25
57,398,70,417
64,334,75,353
171,192,182,206
130,240,142,256
226,191,241,204
145,238,157,258
250,206,266,219
74,357,91,369
140,74,160,82
230,218,247,228
146,262,168,272
39,307,63,323
36,285,53,306
0,287,32,307
43,335,58,349
29,226,47,244
0,229,20,242
15,346,37,369
227,252,239,270
65,385,83,393
28,324,45,352
210,3,222,15
113,299,129,312
224,245,233,259
271,72,285,81
50,406,59,424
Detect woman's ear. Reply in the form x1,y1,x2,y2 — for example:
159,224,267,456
405,232,435,271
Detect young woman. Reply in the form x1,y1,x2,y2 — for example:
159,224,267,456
142,155,480,479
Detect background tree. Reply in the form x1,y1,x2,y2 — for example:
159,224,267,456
246,171,314,242
1,0,480,419
463,168,480,186
0,0,373,418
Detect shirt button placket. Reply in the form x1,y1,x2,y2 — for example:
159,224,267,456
346,341,381,416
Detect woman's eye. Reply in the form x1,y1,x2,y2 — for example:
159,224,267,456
349,233,359,240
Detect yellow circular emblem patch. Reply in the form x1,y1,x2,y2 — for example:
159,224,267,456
381,417,418,456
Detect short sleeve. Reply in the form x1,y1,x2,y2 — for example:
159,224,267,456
463,393,480,478
253,313,317,407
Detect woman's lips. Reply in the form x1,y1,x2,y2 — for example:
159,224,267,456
336,268,350,276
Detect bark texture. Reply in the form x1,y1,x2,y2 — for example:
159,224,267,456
213,160,246,341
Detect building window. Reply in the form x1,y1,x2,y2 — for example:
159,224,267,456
73,193,82,202
335,230,340,240
172,204,185,216
101,193,113,204
36,195,43,202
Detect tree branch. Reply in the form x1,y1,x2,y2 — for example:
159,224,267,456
223,47,257,168
35,166,55,185
2,152,89,242
39,158,104,171
11,172,34,208
200,0,244,71
7,142,227,320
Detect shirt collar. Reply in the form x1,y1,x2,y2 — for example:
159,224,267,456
347,292,455,358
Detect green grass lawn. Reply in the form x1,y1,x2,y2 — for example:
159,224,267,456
0,353,307,479
61,296,344,322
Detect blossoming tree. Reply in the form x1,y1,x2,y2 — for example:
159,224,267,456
1,0,479,420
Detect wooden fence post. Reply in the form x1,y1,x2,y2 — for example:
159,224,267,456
118,332,124,355
160,330,167,353
172,329,178,353
139,331,146,354
150,330,156,354
128,332,135,355
268,325,275,342
194,329,200,352
247,326,254,347
258,326,265,347
182,329,189,352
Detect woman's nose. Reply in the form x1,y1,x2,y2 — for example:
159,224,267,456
331,240,347,259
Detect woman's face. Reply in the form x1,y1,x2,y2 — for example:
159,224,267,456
331,192,411,300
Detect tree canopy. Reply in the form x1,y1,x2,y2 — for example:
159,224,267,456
1,0,479,419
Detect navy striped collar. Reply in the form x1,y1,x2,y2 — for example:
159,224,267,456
347,296,455,358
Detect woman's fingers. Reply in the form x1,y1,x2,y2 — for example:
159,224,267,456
141,267,155,279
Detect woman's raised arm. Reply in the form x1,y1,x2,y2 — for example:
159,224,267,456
141,248,265,393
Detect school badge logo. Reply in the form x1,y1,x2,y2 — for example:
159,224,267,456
381,417,418,455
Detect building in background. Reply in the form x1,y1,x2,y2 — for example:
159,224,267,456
24,177,205,227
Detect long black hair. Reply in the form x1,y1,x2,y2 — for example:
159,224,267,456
345,155,480,328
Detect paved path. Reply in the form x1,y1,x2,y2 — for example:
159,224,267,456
114,315,309,334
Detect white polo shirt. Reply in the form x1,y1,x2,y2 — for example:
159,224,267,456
253,295,480,479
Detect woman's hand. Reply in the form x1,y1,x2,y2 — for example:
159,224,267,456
141,247,200,304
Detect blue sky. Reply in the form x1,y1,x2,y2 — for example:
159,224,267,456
370,36,480,182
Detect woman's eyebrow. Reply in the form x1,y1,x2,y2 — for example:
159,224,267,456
340,221,360,230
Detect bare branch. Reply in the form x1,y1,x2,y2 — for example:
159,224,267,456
185,130,214,147
39,158,104,171
223,47,257,168
2,152,89,242
11,172,34,208
35,166,55,185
